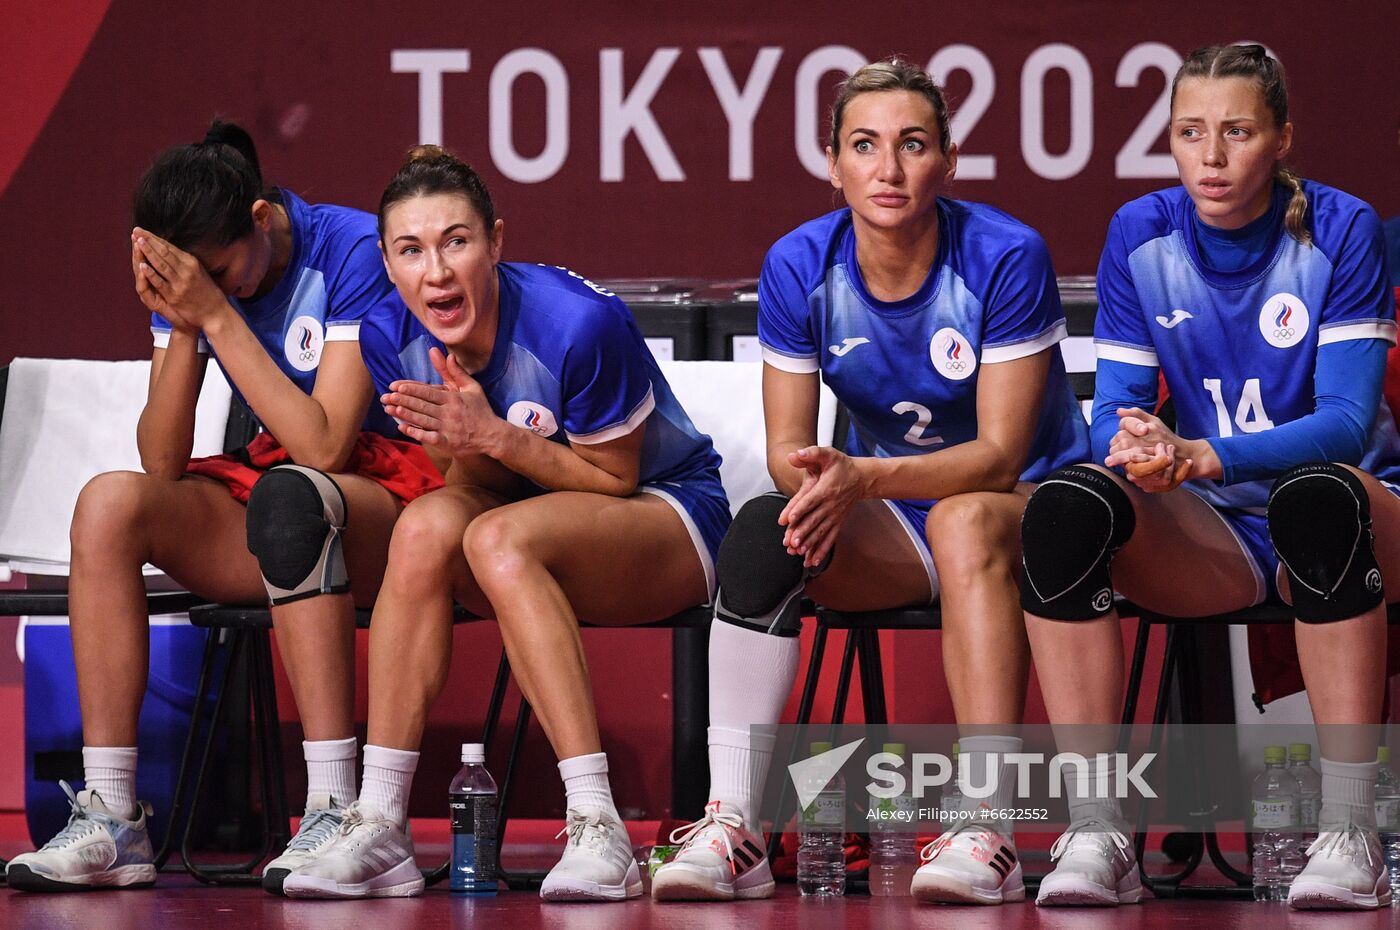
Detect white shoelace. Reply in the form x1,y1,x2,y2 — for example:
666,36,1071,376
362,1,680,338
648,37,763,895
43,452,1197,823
287,807,343,852
669,805,744,862
40,782,102,850
556,810,616,856
1307,822,1376,868
1048,818,1130,864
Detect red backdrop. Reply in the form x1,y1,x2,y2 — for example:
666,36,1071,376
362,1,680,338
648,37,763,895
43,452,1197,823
2,0,1397,365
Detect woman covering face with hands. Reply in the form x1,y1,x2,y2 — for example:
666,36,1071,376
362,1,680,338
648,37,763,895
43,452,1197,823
277,145,729,901
6,121,443,896
1018,45,1400,911
650,57,1090,906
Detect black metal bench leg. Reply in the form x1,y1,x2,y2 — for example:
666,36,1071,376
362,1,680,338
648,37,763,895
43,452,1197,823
1133,622,1202,897
830,629,860,726
767,623,830,862
497,697,534,889
857,629,888,726
155,625,226,870
1121,616,1153,727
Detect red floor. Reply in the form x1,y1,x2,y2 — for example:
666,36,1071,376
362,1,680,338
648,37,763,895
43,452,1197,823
3,813,1400,929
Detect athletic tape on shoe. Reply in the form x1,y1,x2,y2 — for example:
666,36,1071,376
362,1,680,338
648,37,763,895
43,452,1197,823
246,465,349,606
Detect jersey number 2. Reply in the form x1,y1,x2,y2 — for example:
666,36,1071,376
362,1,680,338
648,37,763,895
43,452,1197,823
1202,378,1275,437
892,401,945,447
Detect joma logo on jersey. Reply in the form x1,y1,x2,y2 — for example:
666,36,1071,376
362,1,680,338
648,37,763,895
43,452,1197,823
828,337,870,357
283,315,324,372
929,327,975,381
506,400,559,437
1259,293,1309,349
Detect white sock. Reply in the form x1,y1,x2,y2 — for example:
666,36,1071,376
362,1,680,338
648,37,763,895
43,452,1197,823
1062,752,1124,824
82,746,138,819
958,735,1022,837
1320,757,1378,829
708,726,777,832
706,620,800,828
558,752,619,821
304,737,357,809
361,744,419,827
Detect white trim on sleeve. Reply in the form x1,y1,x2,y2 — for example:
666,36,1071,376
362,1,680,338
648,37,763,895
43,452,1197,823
760,345,820,374
981,319,1068,364
150,328,210,354
324,321,361,342
1317,320,1398,347
1095,341,1159,367
566,385,656,445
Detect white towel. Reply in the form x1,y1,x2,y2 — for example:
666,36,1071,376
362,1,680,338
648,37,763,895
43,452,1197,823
0,358,232,566
658,360,836,514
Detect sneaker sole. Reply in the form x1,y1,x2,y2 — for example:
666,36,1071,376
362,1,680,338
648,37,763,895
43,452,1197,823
6,863,156,893
541,861,644,903
1036,875,1144,907
1288,880,1391,910
651,861,775,901
282,858,425,899
912,863,1025,905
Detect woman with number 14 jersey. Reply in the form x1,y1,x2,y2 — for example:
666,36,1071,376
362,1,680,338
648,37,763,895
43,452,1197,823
1019,45,1400,911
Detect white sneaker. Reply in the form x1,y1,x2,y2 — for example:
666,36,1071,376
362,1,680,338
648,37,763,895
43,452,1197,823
1036,817,1143,906
540,807,642,902
1288,822,1391,910
911,820,1023,905
261,793,345,895
651,801,774,901
281,801,423,899
6,782,156,892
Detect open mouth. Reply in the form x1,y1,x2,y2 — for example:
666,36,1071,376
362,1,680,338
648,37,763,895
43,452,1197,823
427,295,465,321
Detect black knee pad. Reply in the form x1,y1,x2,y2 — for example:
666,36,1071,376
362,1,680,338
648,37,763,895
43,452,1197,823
246,465,349,606
1020,466,1136,620
1268,464,1384,623
714,492,817,637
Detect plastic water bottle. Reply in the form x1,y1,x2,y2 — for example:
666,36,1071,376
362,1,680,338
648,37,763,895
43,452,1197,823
797,741,846,896
939,741,964,829
1251,745,1300,902
1287,743,1321,847
449,742,499,894
868,742,918,897
1376,746,1400,891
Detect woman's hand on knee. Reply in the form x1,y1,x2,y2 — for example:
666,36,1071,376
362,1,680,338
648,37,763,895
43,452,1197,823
779,446,866,568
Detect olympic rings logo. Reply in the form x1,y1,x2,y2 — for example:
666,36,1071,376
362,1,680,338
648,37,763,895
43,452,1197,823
1272,328,1295,340
298,349,318,362
944,360,967,372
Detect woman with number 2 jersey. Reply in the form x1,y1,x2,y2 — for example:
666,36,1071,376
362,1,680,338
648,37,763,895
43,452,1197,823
1019,45,1400,910
650,57,1089,905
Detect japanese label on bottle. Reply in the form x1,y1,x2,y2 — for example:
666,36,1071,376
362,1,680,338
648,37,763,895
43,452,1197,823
803,793,844,827
1299,797,1321,830
1252,799,1296,830
1376,799,1400,830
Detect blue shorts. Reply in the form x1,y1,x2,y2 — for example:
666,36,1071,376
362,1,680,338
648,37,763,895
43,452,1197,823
639,472,731,603
1195,480,1400,605
881,498,940,603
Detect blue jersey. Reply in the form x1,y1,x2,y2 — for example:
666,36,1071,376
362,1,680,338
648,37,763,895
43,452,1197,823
758,202,1090,509
359,262,725,494
150,189,397,437
1094,181,1400,513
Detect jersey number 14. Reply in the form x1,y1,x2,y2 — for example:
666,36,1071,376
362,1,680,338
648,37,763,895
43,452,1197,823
1202,378,1275,437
